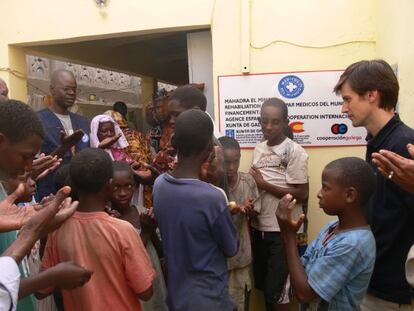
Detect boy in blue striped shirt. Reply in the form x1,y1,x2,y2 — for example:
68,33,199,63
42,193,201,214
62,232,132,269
276,157,376,310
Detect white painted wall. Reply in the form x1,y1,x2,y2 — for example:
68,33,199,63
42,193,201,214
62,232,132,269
187,31,214,118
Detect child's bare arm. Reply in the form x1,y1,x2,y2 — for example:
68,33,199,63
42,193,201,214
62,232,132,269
124,226,157,302
23,262,92,299
250,167,309,202
276,194,317,303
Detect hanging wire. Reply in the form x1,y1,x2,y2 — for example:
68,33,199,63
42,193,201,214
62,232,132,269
250,39,375,50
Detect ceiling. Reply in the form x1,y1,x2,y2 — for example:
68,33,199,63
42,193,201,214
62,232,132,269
28,31,192,85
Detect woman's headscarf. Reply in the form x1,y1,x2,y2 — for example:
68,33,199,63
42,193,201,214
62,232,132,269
105,110,128,128
104,110,152,164
90,114,129,151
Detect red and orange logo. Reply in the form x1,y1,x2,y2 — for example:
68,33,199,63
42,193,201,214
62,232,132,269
289,121,305,133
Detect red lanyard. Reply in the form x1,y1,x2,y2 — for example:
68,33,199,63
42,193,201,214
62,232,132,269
322,224,337,246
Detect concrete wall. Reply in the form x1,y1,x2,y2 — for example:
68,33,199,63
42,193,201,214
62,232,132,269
377,0,414,128
211,0,376,241
187,31,215,118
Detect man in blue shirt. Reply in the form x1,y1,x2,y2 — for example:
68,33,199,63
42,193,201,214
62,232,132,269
153,109,238,311
37,69,90,199
276,157,377,310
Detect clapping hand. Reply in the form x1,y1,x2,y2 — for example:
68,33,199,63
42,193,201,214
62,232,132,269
49,130,84,159
2,186,78,264
31,154,62,181
0,183,38,232
372,144,414,193
276,194,305,235
60,130,84,147
98,133,122,149
19,186,78,239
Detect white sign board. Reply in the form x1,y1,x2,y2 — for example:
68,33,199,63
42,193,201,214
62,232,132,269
218,70,367,148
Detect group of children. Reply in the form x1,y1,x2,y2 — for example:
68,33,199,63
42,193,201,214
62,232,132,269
1,85,378,311
151,99,376,311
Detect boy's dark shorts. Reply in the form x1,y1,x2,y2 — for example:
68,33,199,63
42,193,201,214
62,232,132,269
251,228,289,304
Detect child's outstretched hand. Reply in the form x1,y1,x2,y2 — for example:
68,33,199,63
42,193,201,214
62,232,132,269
0,182,34,231
20,186,78,239
276,194,305,235
51,261,93,290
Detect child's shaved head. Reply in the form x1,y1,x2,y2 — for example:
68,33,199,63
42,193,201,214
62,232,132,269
325,157,376,205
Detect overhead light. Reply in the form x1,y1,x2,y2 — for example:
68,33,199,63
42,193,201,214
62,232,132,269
95,0,109,15
95,0,108,7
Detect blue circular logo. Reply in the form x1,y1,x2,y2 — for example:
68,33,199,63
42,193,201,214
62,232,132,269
278,75,304,99
82,134,89,143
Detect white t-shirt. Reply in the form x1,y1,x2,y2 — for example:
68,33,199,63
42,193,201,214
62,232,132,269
251,138,308,232
406,244,414,287
0,256,20,311
53,112,74,135
0,186,21,311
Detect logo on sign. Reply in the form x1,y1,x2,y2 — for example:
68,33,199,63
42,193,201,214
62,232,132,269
290,121,305,133
331,123,348,135
278,75,304,99
225,129,235,138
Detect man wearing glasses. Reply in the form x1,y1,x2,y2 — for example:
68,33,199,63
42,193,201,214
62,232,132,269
37,69,90,200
